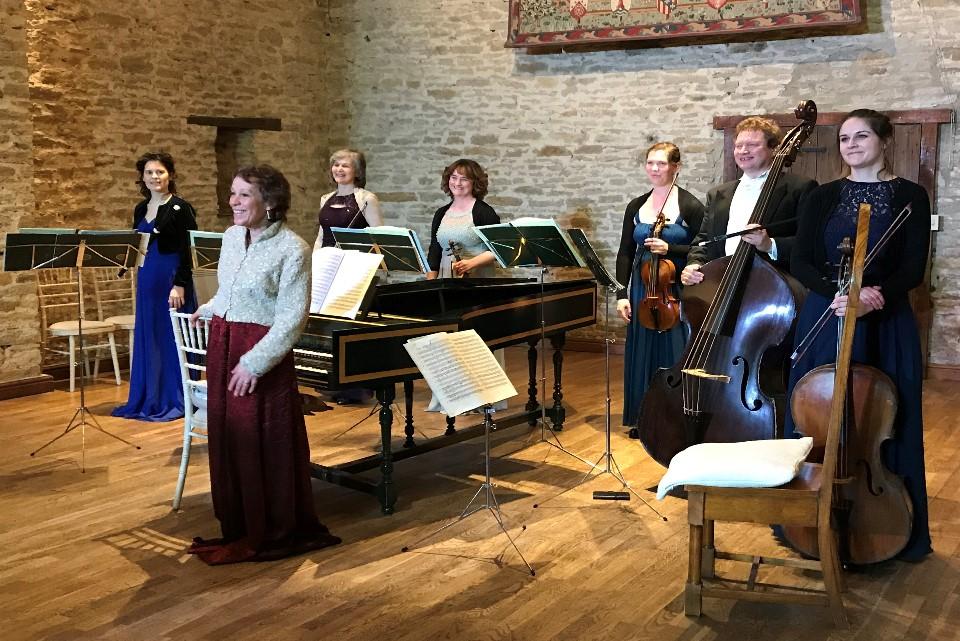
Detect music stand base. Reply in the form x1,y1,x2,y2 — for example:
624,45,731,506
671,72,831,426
30,405,140,473
401,408,535,576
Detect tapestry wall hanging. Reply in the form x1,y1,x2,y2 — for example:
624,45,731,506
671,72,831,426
506,1,863,49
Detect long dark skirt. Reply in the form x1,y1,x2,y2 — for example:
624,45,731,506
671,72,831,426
785,293,931,561
190,316,340,564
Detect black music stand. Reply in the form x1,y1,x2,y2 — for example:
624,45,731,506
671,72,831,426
4,229,147,471
474,219,592,468
188,231,222,305
554,230,666,519
330,226,429,274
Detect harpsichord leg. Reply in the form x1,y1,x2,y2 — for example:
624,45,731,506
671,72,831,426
549,333,566,431
376,384,397,515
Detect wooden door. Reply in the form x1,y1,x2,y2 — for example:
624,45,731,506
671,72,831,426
714,108,952,374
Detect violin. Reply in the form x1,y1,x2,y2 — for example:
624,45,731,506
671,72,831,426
448,240,467,278
636,175,681,332
783,205,912,564
636,100,816,468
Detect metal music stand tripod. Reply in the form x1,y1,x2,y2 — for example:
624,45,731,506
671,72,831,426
474,219,593,470
400,330,533,575
539,229,666,519
4,229,147,471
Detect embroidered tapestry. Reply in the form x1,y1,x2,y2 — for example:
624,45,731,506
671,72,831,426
506,1,863,49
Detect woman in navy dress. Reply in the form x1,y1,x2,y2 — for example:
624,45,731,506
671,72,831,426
112,152,197,421
615,142,704,437
786,109,932,561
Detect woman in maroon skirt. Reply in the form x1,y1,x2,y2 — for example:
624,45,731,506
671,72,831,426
189,165,340,564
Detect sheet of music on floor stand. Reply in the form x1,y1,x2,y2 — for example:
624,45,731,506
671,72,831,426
309,246,384,318
404,330,517,417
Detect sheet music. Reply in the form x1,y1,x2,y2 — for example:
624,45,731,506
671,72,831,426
310,246,383,318
404,330,516,417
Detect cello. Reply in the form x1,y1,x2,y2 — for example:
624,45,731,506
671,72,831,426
636,100,816,468
636,175,682,332
783,205,913,565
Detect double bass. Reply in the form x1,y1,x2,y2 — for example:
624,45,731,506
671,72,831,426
636,101,816,468
784,205,913,564
636,175,682,332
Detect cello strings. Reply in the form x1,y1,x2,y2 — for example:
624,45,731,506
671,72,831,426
790,202,913,364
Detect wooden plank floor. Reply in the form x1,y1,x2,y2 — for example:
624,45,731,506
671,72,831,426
1,348,957,641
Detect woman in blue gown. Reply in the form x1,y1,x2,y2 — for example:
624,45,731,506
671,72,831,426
786,109,932,561
112,152,197,422
615,143,704,437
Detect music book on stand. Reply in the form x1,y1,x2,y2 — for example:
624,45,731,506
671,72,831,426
330,225,429,273
475,217,586,269
310,246,383,319
403,329,517,417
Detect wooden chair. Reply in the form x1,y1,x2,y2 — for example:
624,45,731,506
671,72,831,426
684,458,846,626
37,268,121,392
93,267,137,372
169,310,210,510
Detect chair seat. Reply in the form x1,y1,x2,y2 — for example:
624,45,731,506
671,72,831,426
105,314,136,330
687,462,823,527
49,320,116,336
190,380,207,410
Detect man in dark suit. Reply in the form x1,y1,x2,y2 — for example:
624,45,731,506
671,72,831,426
681,116,817,285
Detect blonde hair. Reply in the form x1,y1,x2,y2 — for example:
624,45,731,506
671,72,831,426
329,148,367,188
735,117,782,149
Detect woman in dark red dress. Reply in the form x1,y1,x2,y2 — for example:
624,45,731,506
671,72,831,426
189,165,340,564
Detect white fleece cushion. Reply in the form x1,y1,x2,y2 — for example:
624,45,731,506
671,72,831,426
656,437,814,500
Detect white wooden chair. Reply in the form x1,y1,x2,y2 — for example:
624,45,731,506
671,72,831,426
38,268,121,392
93,267,137,372
170,310,210,510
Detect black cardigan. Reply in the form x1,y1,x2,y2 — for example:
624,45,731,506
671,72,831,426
426,199,500,272
614,187,705,300
132,195,198,288
790,178,930,302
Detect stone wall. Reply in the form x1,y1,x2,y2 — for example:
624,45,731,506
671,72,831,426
24,0,331,239
0,0,333,383
0,0,41,383
324,0,960,368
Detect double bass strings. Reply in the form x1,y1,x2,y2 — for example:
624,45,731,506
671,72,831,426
681,139,794,417
790,202,913,365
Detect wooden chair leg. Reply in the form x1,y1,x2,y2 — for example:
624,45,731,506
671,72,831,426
702,519,716,579
819,525,847,627
68,336,76,393
172,425,192,510
108,334,121,385
127,329,134,373
686,522,704,617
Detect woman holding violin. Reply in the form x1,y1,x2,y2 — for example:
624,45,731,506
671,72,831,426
787,109,932,561
616,142,704,437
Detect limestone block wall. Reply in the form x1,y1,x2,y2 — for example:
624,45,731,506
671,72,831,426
0,0,334,382
23,0,331,241
324,0,960,369
0,0,41,383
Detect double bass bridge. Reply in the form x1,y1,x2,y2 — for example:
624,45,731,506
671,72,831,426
681,367,732,384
